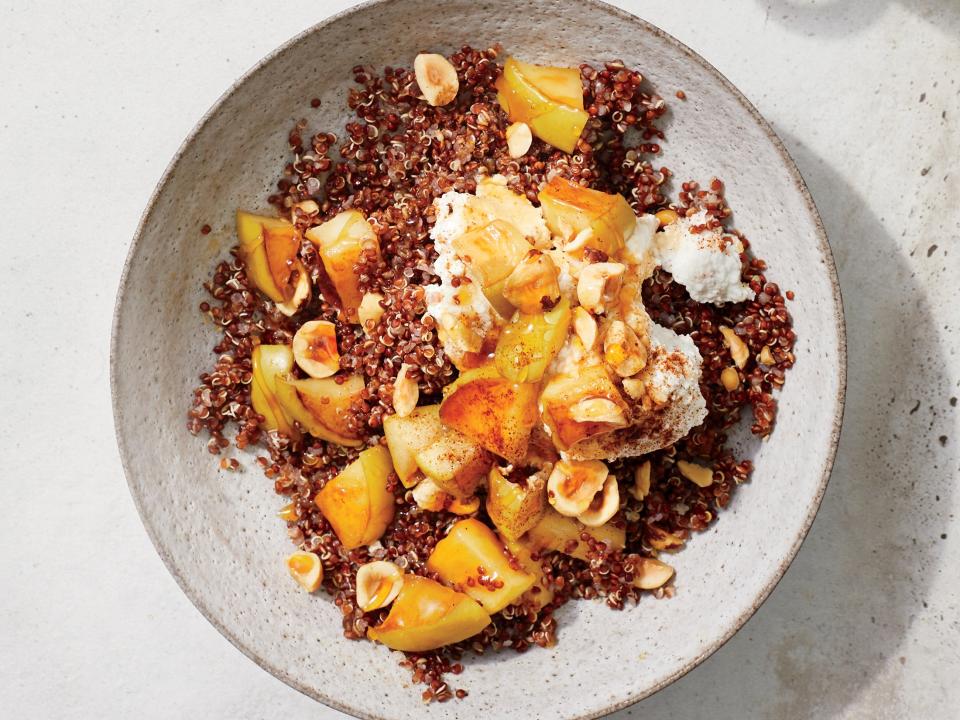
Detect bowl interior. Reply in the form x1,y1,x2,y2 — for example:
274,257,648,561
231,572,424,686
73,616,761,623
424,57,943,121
112,1,844,718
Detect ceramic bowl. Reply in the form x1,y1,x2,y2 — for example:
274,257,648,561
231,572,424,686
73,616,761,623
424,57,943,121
111,0,846,717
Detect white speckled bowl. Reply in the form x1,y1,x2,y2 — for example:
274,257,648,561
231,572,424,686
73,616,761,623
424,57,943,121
111,1,845,717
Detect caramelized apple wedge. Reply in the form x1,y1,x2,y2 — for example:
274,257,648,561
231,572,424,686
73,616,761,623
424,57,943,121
538,176,636,255
315,445,395,549
540,365,629,450
486,465,548,541
427,519,535,613
274,374,364,446
494,297,571,384
452,219,531,288
251,345,299,438
236,211,310,314
500,535,554,610
367,575,490,652
526,508,626,561
495,58,588,153
439,363,540,463
305,210,380,323
382,406,441,486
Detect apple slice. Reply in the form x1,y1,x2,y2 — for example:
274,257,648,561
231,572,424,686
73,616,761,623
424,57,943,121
526,508,626,561
538,176,636,255
510,58,584,108
427,519,535,614
486,465,548,541
539,364,629,449
383,406,443,486
305,210,380,323
315,445,395,549
251,345,299,439
236,211,310,313
367,575,490,652
274,374,364,447
452,219,530,288
500,534,554,610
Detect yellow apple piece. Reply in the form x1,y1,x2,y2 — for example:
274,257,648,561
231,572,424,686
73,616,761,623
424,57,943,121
439,362,540,463
427,519,535,613
538,176,636,255
305,210,380,323
539,365,629,450
500,535,554,610
315,445,395,549
494,297,571,384
274,374,364,446
251,344,298,438
526,508,626,561
495,57,588,154
382,405,444,486
367,575,490,652
236,211,310,314
452,219,531,288
486,466,547,541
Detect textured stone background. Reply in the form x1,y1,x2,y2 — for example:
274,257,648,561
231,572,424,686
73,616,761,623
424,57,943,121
1,1,956,718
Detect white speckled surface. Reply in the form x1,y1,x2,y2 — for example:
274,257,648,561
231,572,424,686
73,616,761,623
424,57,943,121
0,1,956,718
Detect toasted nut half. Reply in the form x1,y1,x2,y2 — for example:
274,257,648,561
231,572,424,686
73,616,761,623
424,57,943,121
577,474,620,527
292,199,320,218
577,262,625,314
631,460,651,501
648,527,686,551
414,53,459,106
720,366,740,391
276,266,311,317
448,495,481,515
358,292,385,335
677,460,713,488
569,397,627,426
277,503,299,522
412,477,450,512
392,363,419,418
572,307,598,350
547,459,609,517
503,250,561,313
293,320,339,378
655,208,679,227
759,345,776,366
286,551,323,592
565,227,595,253
505,121,533,158
719,326,749,369
356,560,404,612
603,320,648,377
632,557,674,589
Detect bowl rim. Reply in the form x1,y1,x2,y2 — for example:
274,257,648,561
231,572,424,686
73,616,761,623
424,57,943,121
110,1,847,717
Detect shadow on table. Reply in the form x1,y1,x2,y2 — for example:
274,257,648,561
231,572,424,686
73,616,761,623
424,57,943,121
612,133,956,719
755,0,960,38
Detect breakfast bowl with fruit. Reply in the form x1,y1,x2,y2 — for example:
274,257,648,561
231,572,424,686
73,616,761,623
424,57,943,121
111,1,845,717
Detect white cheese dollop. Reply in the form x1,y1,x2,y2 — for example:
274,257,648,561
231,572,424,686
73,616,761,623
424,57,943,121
655,210,754,304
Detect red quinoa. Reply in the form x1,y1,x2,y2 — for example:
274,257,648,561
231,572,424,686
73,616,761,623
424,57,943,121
187,46,795,702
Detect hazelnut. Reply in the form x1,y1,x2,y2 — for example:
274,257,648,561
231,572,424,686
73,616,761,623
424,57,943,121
630,460,651,501
505,121,533,158
719,326,749,369
655,208,679,227
358,292,385,335
277,503,299,522
276,267,311,317
720,366,740,391
286,551,323,592
569,397,627,426
603,320,648,377
759,345,776,366
547,459,609,517
356,560,404,612
577,474,620,527
414,53,459,107
412,477,450,511
632,557,674,589
577,262,625,314
392,363,419,418
677,460,713,488
572,306,598,350
565,227,595,253
502,250,561,313
292,320,339,378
